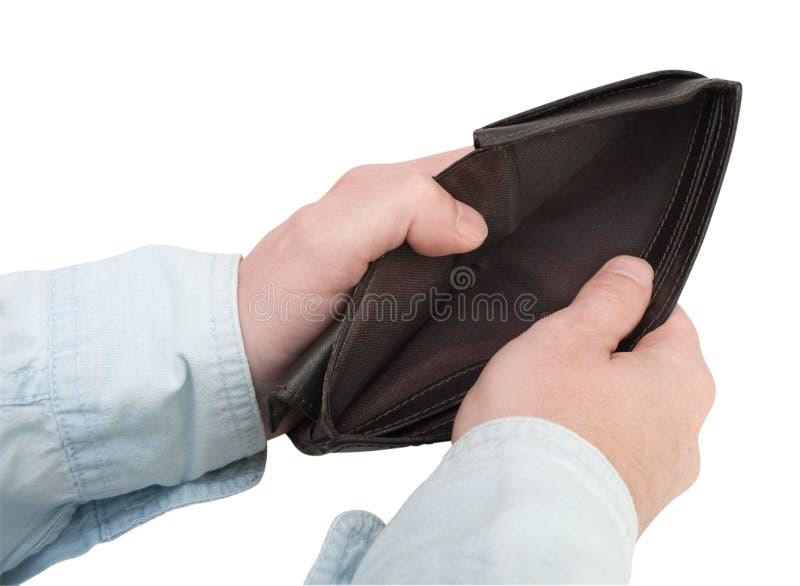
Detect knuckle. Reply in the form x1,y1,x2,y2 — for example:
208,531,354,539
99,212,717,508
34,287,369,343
568,314,601,339
401,170,440,202
678,319,701,348
344,164,375,179
534,313,589,354
287,203,320,234
283,204,325,253
593,275,638,311
666,308,701,346
564,322,597,350
550,305,595,334
681,313,700,339
529,311,568,339
701,366,716,410
333,164,379,190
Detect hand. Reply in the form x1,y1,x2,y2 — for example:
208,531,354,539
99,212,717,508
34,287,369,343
452,255,715,534
238,147,488,437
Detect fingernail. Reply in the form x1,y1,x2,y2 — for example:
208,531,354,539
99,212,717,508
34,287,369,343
605,255,654,288
455,201,488,243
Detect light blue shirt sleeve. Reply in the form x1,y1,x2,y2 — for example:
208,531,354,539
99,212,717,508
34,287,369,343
306,417,639,585
0,246,267,584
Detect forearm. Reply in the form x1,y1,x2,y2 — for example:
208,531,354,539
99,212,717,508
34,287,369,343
0,246,266,582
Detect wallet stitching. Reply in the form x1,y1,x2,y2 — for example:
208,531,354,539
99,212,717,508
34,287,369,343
322,258,383,431
634,96,733,344
484,83,715,145
325,140,498,432
352,362,485,434
408,416,456,438
638,92,717,315
273,384,317,414
365,390,466,436
437,143,506,180
647,95,722,300
493,78,669,128
643,95,707,259
640,98,730,337
353,365,482,434
652,96,717,274
556,78,668,113
322,440,429,451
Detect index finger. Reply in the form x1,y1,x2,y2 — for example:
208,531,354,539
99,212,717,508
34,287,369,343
398,146,473,177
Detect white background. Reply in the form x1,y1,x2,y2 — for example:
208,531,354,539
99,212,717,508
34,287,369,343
1,1,798,584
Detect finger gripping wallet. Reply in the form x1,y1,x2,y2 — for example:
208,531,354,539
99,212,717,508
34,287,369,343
269,70,742,455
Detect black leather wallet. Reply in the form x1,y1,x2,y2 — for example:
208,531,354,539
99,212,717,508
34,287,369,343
267,70,742,455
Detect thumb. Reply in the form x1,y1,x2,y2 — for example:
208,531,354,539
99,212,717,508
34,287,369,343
363,146,487,258
559,255,654,353
310,147,486,264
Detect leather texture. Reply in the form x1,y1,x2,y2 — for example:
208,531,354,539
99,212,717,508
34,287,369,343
270,70,742,455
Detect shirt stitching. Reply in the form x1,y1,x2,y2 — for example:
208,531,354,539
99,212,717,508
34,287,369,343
47,269,88,503
72,266,113,499
209,255,248,459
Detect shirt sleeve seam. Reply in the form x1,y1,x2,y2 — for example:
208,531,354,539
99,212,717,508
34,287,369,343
208,253,265,460
46,268,89,503
94,458,264,542
208,253,248,458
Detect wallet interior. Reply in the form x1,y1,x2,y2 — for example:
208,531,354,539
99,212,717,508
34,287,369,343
271,71,741,454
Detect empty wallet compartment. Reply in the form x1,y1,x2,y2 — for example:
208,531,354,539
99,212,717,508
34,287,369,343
268,70,742,455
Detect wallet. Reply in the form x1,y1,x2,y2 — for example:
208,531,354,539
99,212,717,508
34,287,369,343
267,70,742,455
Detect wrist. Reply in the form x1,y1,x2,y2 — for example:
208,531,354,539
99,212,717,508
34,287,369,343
237,254,323,439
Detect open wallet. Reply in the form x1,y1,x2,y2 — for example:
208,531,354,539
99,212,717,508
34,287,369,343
266,70,742,455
